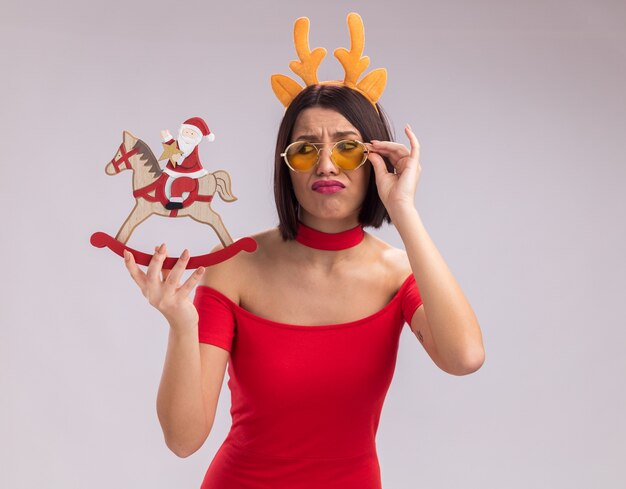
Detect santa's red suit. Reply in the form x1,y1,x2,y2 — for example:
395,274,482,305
163,139,208,201
162,117,214,209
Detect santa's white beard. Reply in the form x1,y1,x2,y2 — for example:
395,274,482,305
177,134,201,156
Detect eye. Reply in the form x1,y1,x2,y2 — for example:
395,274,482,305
337,140,358,151
296,142,316,154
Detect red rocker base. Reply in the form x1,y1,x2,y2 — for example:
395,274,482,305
90,232,257,269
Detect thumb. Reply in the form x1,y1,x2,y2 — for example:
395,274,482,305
368,152,390,180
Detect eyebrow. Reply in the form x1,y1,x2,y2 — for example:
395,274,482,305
294,130,361,141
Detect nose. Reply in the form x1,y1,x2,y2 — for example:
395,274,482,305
315,146,339,175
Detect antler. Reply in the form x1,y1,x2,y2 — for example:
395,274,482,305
271,17,326,108
289,17,327,85
333,12,387,104
334,13,370,87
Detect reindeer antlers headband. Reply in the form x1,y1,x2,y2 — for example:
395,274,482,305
271,12,387,110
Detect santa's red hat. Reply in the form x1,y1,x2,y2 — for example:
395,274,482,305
180,116,215,142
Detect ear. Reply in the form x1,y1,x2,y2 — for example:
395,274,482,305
123,130,138,147
271,74,303,107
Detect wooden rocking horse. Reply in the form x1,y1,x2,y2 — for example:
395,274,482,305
90,130,257,268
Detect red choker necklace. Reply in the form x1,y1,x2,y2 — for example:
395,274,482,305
295,221,365,251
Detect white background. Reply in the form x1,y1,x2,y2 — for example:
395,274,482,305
1,0,625,487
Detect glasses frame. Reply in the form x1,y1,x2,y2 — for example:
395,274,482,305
280,139,370,173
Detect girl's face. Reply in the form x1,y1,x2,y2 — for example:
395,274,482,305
288,107,371,227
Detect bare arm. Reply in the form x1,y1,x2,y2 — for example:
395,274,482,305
124,244,212,457
393,212,484,375
368,126,485,375
156,320,209,457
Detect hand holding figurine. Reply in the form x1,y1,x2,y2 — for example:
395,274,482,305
124,244,205,331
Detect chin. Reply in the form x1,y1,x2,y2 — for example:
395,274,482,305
300,205,361,222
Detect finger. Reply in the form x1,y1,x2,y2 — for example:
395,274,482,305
367,152,392,177
404,124,421,160
370,140,406,152
370,145,402,172
146,243,167,283
159,245,172,281
178,266,206,297
370,140,410,159
124,250,148,290
164,249,191,291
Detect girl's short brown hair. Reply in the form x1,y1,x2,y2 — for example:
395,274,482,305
273,84,396,240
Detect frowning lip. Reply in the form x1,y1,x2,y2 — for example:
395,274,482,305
311,180,345,190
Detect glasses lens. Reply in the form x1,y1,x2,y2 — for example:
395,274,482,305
332,140,367,170
285,142,318,171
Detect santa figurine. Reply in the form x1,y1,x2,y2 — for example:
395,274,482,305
160,117,215,210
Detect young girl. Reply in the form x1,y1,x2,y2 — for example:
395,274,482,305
123,82,484,488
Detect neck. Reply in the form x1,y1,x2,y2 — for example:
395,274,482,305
297,214,361,233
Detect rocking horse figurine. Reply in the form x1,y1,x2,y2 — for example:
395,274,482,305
90,118,257,269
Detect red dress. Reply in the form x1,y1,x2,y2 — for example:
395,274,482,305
193,273,422,489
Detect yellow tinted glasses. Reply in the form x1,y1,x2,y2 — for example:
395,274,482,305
281,139,369,172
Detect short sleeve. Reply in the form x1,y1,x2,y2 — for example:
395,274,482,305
193,286,236,353
400,274,423,325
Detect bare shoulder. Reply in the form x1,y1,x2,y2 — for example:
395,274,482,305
198,227,283,304
365,232,412,287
